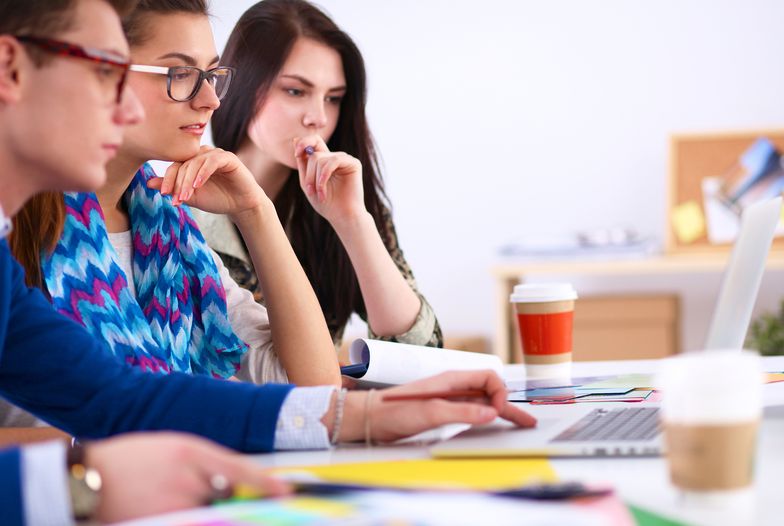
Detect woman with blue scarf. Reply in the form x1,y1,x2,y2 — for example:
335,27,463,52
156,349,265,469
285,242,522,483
7,0,340,429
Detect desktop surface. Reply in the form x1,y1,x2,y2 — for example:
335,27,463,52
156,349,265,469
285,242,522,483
252,357,784,526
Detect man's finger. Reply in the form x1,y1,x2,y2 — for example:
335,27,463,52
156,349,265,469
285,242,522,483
498,403,538,428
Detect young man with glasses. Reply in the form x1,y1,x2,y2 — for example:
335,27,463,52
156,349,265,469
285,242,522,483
0,0,534,523
0,1,293,523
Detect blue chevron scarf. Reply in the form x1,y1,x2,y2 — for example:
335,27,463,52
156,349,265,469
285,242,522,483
41,163,247,378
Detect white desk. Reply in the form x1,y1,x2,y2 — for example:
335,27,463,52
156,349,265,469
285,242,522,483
252,357,784,526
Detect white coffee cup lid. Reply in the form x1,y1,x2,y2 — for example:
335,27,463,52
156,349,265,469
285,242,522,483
510,283,578,303
657,349,762,423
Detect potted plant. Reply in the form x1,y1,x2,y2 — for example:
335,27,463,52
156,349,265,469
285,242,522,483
746,299,784,356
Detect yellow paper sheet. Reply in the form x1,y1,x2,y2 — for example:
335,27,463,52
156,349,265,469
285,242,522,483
671,200,705,244
275,458,556,491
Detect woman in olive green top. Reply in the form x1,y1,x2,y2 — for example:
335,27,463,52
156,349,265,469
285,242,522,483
201,0,442,350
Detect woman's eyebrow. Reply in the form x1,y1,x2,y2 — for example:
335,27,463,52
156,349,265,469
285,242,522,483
155,53,221,66
281,74,346,92
281,74,313,87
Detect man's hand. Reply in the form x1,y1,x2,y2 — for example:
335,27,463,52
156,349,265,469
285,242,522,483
87,432,290,523
330,370,537,443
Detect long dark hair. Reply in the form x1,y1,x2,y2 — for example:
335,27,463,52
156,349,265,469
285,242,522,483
122,0,208,46
10,193,65,288
212,0,390,335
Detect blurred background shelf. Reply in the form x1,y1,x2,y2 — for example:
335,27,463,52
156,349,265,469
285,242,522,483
493,252,784,363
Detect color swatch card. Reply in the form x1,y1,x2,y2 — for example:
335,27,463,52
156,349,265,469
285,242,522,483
508,387,634,403
115,490,613,526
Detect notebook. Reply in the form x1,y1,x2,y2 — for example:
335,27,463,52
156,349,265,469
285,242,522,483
433,196,782,458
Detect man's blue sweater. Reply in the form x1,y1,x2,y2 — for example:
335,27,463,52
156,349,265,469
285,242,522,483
0,240,294,523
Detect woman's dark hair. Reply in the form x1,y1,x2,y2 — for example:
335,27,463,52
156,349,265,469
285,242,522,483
122,0,208,47
212,0,390,335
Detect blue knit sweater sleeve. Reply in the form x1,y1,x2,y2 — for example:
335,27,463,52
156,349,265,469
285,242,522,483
0,241,293,452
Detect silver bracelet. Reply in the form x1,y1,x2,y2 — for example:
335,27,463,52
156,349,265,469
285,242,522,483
329,388,348,445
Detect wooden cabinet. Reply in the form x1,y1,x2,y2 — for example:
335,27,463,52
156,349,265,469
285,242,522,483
571,295,679,361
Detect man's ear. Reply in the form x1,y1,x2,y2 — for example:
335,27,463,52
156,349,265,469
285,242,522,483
0,36,24,104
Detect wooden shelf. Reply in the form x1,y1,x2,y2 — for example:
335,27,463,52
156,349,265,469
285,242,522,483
492,252,784,363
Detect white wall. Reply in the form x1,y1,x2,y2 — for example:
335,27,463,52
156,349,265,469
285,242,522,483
207,0,784,351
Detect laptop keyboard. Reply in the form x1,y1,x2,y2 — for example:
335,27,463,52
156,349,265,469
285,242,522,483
552,407,660,442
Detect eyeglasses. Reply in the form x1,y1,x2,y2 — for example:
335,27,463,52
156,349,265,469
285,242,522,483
15,35,130,104
128,65,235,102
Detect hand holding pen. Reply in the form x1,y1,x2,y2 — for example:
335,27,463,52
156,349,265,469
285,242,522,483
293,135,366,226
325,371,537,446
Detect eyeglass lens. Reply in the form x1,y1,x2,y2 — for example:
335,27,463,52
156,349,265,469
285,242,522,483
96,65,129,104
168,67,233,102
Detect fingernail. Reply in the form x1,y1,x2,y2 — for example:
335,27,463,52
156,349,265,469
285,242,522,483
179,191,188,202
305,145,315,156
193,177,201,189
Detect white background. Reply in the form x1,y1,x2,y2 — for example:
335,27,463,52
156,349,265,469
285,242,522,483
202,0,784,352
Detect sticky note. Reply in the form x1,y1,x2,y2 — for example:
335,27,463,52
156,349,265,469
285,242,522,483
671,200,706,244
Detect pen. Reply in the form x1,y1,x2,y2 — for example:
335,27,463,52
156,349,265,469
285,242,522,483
493,482,612,501
381,389,488,402
304,145,315,156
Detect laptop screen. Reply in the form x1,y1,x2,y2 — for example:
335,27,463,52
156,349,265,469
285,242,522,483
704,197,782,350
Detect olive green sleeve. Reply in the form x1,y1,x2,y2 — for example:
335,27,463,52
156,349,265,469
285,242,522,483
365,206,443,347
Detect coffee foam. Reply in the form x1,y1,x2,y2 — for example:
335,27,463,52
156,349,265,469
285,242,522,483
657,350,762,424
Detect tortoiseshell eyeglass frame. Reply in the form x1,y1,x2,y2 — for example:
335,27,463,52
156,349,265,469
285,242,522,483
15,35,130,104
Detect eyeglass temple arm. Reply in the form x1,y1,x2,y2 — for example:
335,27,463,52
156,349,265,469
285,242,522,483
128,64,169,74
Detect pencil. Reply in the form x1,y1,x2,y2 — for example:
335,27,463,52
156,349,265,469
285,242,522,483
383,389,539,429
381,389,488,402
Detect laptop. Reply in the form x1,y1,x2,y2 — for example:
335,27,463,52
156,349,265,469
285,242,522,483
432,196,782,458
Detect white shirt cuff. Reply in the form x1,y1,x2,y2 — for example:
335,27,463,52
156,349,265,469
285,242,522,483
274,386,336,450
22,441,71,526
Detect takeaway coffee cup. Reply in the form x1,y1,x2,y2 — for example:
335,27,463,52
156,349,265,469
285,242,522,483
510,283,577,379
658,350,761,506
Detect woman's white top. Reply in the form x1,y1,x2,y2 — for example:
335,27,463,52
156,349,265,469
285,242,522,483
107,230,288,384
